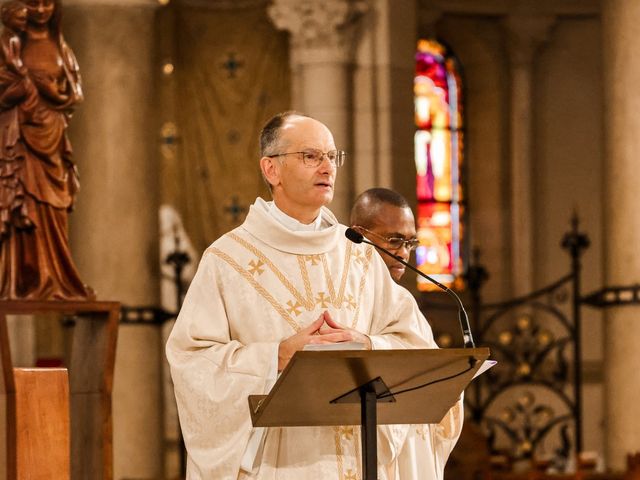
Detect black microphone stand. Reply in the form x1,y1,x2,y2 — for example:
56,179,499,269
345,228,475,348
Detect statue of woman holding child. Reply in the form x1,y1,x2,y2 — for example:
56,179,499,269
0,0,93,300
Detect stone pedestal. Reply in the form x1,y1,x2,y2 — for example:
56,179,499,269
602,0,640,469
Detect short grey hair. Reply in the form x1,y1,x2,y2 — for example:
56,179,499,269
259,111,309,192
259,110,308,157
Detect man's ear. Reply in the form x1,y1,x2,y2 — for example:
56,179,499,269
260,156,280,188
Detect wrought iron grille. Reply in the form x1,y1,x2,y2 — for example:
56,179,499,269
420,215,590,469
467,274,578,468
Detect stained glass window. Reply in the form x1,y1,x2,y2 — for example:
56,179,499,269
414,39,465,292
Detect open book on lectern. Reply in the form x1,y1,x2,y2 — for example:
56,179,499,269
249,347,492,428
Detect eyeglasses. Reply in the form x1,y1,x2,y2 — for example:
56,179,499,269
355,226,420,252
268,149,346,168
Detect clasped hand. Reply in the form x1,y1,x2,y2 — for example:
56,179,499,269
277,311,371,371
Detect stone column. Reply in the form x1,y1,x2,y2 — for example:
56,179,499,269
601,0,640,469
352,0,418,204
504,15,555,296
64,1,163,478
268,0,367,222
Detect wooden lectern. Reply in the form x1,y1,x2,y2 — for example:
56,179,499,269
249,347,490,480
0,300,119,480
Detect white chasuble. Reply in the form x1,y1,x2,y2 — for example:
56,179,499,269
166,198,463,479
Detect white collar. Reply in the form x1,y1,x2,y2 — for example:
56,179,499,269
239,198,341,255
267,201,325,232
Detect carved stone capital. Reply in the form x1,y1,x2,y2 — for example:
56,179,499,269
268,0,368,64
504,14,556,67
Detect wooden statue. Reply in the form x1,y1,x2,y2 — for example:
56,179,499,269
0,0,93,300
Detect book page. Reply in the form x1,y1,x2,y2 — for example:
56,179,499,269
303,341,366,351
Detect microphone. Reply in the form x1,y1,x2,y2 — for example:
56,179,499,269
345,227,475,348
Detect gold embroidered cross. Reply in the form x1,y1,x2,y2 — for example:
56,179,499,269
351,249,367,265
344,294,356,310
305,254,321,265
315,292,331,308
286,300,302,316
345,469,357,480
416,425,428,440
338,426,354,440
248,259,264,275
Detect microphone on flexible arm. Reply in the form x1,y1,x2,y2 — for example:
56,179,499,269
345,227,475,348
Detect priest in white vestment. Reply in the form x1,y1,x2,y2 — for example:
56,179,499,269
166,112,463,479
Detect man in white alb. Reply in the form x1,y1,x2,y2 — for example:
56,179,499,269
166,111,463,479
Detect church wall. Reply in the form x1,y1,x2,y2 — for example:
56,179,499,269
353,0,417,206
383,1,420,206
420,7,607,464
534,17,605,457
64,3,165,479
601,0,640,465
66,6,160,305
356,9,514,303
435,15,512,303
161,2,290,253
353,18,379,193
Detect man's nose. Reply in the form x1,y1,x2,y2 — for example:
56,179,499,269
396,244,411,260
317,154,337,172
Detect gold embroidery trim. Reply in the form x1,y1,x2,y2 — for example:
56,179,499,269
207,247,301,333
351,246,373,329
296,255,314,308
229,232,315,310
333,426,361,480
221,233,370,332
337,241,352,306
334,426,346,480
321,255,338,305
320,241,352,308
